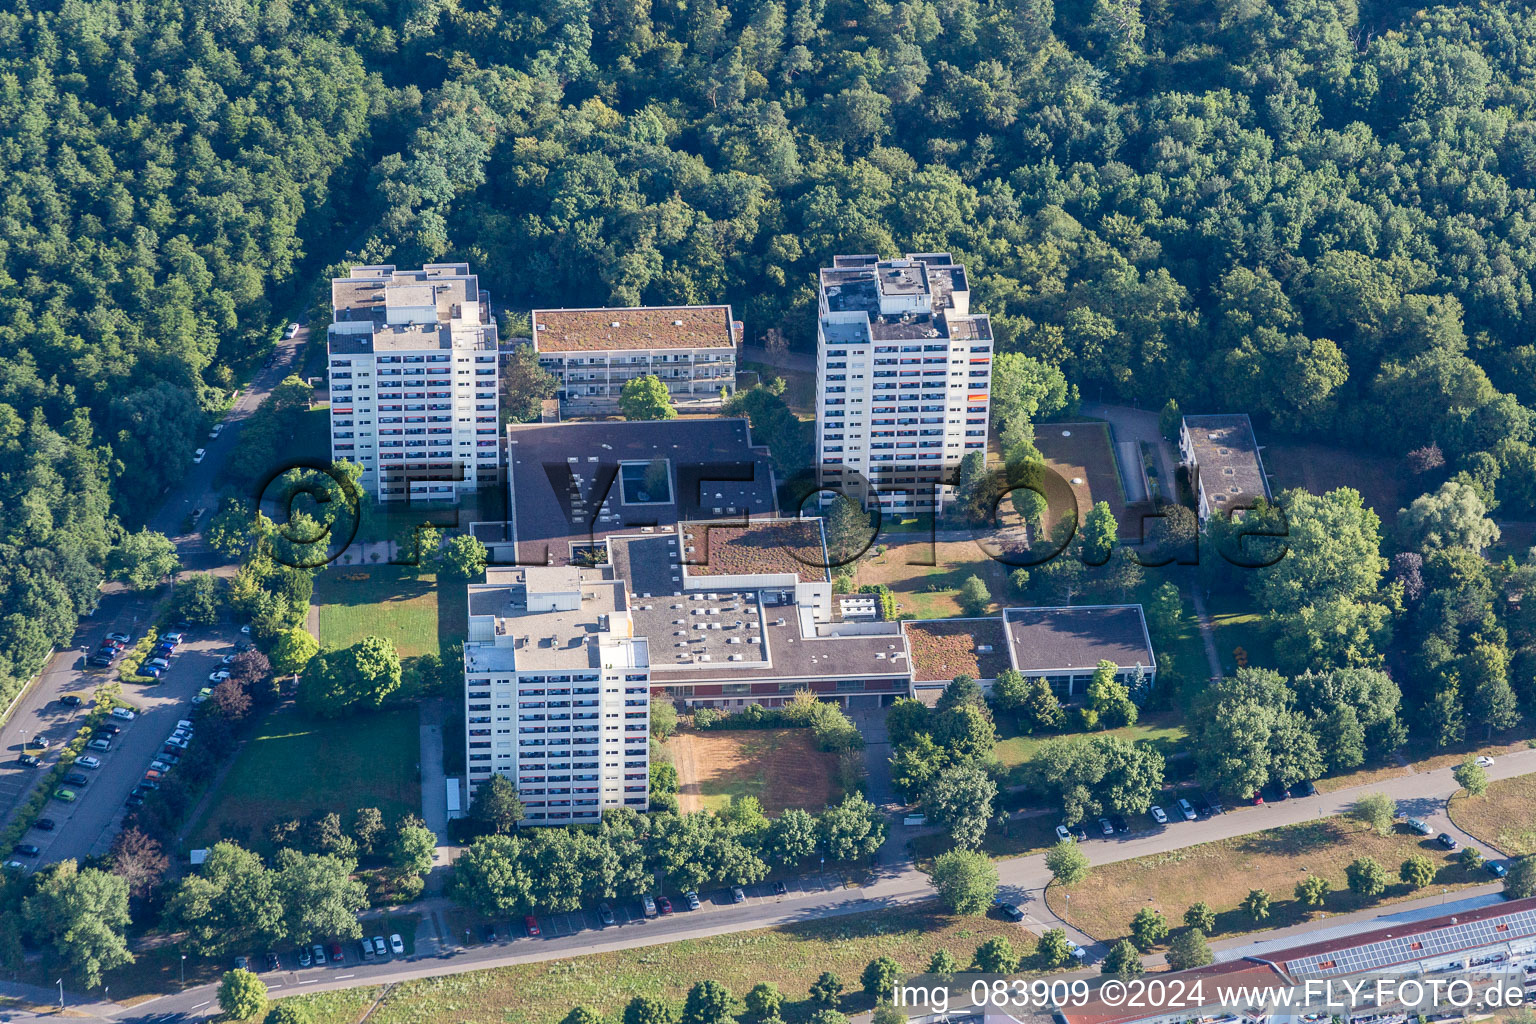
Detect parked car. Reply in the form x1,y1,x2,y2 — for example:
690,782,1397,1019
1056,824,1073,841
75,755,100,769
163,736,189,750
265,952,281,972
60,695,83,708
124,794,143,808
1193,797,1214,817
329,943,342,962
141,665,163,679
143,770,163,782
86,739,110,753
209,423,224,439
298,946,313,967
220,654,237,666
87,655,113,668
193,688,212,704
1066,941,1088,961
163,632,185,644
16,754,40,768
371,936,386,958
287,322,301,338
177,720,195,731
598,903,615,926
1290,780,1318,798
1490,861,1509,878
209,671,230,682
192,448,207,464
659,897,676,916
684,890,701,910
63,772,88,786
97,722,121,735
772,881,788,896
1438,833,1460,850
642,895,657,918
234,956,249,971
1177,798,1197,821
1408,818,1434,835
11,844,39,857
1098,817,1115,836
1476,756,1496,768
1110,814,1130,833
995,901,1025,922
731,886,746,903
138,779,159,791
33,819,54,831
53,788,76,803
1150,806,1168,825
481,925,498,943
312,943,328,966
150,760,174,773
1251,791,1265,805
360,939,374,959
109,707,135,721
106,633,130,644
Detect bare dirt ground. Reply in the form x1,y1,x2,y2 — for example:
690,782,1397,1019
669,727,839,815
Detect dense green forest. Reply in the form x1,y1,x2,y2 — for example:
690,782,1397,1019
6,0,1536,718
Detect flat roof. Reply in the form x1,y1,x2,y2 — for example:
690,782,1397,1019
464,566,629,672
506,419,777,566
1058,959,1289,1024
1183,414,1271,509
903,618,1011,683
1003,605,1153,674
609,532,911,685
532,306,737,352
682,519,829,584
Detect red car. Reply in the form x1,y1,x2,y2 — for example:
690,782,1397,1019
1251,792,1264,805
524,915,540,937
328,943,343,962
657,896,674,916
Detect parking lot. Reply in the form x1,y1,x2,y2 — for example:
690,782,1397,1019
5,628,240,868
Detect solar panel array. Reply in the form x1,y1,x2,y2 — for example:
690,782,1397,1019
1285,909,1536,976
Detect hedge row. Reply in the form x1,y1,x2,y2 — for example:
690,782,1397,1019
693,698,864,753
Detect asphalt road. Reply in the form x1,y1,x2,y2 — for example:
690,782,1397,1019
0,323,314,858
70,750,1535,1023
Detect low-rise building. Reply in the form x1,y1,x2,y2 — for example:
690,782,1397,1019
1180,413,1272,522
327,263,500,503
532,305,739,412
1002,604,1156,697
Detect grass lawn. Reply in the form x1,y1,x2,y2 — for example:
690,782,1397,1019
667,727,841,815
1205,589,1279,676
1049,815,1490,945
1450,769,1536,856
241,986,385,1024
281,904,1034,1024
315,565,443,660
189,707,420,854
995,712,1190,787
855,539,1015,620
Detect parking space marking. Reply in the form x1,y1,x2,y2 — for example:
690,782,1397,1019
192,1000,211,1009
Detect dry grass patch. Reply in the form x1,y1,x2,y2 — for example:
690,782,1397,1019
361,905,1031,1024
1049,815,1489,944
668,727,841,814
855,539,1015,620
1450,771,1536,856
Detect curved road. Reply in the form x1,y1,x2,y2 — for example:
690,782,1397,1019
5,748,1523,1023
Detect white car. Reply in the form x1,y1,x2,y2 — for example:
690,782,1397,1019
209,423,224,439
1150,806,1168,824
176,720,195,732
239,625,252,635
389,933,404,955
1476,756,1496,768
192,448,206,463
1055,824,1073,842
109,707,136,721
75,756,101,770
209,670,231,682
150,759,174,773
286,323,301,338
220,654,237,665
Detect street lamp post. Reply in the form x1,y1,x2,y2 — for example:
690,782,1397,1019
1064,892,1071,921
56,978,63,1009
180,953,186,985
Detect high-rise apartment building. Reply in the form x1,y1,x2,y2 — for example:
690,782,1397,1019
462,566,651,825
814,253,993,512
327,263,500,502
